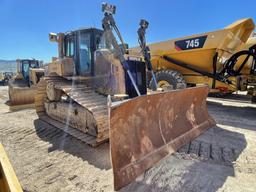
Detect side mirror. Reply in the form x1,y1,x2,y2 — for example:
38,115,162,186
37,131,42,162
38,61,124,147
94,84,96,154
49,33,58,42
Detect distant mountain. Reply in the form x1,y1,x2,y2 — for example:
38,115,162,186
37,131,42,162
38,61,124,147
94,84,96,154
0,60,16,72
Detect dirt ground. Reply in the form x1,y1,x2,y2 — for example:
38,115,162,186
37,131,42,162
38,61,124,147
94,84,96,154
0,86,256,192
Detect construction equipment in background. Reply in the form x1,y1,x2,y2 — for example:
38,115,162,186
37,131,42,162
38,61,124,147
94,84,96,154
137,19,158,90
236,33,256,102
0,72,13,86
0,72,6,86
8,59,45,108
35,3,214,190
0,143,23,192
130,18,256,102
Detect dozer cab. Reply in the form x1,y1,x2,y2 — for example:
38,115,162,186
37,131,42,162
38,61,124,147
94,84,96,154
8,59,45,107
130,18,256,102
35,3,215,190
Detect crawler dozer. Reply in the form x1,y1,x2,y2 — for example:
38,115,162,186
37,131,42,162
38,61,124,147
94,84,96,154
0,143,23,192
35,3,215,190
130,18,256,101
8,59,45,107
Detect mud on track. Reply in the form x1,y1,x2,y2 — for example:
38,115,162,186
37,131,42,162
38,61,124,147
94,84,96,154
0,86,256,192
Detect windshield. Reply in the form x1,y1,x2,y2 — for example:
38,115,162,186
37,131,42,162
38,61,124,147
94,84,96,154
65,35,74,57
64,30,109,76
30,61,39,68
21,60,39,82
95,32,113,50
22,60,30,81
77,31,92,75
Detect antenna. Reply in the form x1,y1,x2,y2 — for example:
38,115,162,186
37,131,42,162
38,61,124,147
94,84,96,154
91,17,96,28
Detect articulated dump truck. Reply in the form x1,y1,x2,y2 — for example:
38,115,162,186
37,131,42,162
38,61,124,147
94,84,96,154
35,3,215,190
130,18,256,101
8,59,45,108
237,33,256,102
0,144,23,192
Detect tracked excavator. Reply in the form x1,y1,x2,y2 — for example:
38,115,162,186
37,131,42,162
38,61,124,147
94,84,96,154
130,18,256,102
8,59,44,107
35,3,215,190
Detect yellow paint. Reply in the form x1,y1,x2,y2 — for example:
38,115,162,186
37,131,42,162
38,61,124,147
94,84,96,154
0,73,4,81
158,80,171,87
130,18,256,93
0,144,23,192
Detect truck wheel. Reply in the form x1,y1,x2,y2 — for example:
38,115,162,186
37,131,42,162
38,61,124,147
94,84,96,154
149,69,186,90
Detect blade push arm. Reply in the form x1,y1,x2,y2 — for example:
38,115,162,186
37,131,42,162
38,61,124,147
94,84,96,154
102,3,141,96
138,19,158,90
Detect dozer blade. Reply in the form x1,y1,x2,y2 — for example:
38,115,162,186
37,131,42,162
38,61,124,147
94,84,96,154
110,86,215,190
8,82,35,106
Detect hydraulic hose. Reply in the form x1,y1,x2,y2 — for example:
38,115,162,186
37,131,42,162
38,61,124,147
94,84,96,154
102,11,141,96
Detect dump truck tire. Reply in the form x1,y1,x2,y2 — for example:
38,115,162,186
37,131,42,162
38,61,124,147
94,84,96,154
150,69,186,90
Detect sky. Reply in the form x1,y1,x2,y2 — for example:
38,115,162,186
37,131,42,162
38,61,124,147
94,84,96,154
0,0,256,62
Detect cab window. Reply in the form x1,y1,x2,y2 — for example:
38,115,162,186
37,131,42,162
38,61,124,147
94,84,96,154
30,61,39,68
95,33,112,50
78,31,91,75
65,35,74,57
22,60,30,81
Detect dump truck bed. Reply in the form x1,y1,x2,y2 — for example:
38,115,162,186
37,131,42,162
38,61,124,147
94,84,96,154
130,18,255,94
130,18,255,75
0,86,256,191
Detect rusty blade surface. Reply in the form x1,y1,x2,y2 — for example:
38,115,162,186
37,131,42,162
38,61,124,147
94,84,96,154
110,86,215,190
8,86,36,105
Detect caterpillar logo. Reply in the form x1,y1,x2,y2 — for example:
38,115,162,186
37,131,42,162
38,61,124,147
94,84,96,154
175,35,207,51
